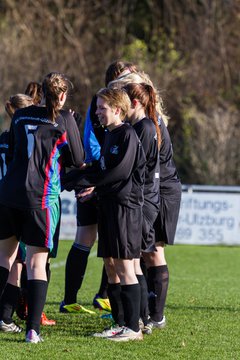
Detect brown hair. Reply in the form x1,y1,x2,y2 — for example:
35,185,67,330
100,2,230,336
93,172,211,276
105,60,138,86
123,82,161,148
25,82,43,105
108,71,169,126
5,94,33,118
96,87,131,121
42,72,72,122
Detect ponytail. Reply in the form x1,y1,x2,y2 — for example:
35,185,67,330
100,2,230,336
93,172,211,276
144,84,161,149
42,72,72,123
123,82,161,149
5,100,15,118
5,94,33,118
25,82,43,105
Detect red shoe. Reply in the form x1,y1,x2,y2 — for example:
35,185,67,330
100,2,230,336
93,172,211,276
40,312,56,326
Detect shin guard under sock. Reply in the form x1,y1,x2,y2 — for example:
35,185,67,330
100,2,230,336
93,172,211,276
121,283,140,332
26,279,48,334
97,265,108,299
0,266,9,299
148,265,169,322
46,262,51,283
0,283,20,323
136,274,149,326
107,283,124,326
64,244,91,304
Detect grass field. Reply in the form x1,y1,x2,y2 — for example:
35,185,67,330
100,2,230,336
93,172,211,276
1,241,239,360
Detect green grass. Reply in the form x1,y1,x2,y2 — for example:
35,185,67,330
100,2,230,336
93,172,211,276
1,242,239,360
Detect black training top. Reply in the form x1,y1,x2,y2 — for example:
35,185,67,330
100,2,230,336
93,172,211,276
64,123,146,208
0,105,84,209
133,118,160,210
159,118,181,192
0,130,9,181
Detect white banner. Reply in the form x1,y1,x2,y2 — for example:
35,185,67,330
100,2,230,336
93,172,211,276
60,191,77,240
175,190,240,245
60,187,240,245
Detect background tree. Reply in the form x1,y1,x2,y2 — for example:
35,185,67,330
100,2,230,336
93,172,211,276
0,0,239,185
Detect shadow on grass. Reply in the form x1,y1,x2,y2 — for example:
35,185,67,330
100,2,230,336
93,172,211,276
47,300,239,313
0,338,25,343
47,300,95,305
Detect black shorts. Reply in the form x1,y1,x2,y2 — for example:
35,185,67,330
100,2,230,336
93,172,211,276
141,203,159,252
76,197,98,226
97,199,142,259
0,200,61,254
154,184,182,245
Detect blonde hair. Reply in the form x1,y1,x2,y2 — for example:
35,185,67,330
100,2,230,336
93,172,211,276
109,71,169,126
5,94,33,118
96,87,131,121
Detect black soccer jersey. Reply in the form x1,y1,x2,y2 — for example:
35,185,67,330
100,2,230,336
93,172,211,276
0,105,84,209
133,118,160,209
64,123,146,208
0,131,9,181
159,117,181,192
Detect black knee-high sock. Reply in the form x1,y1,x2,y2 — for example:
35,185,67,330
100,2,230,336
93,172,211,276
147,265,169,322
140,257,148,279
107,283,124,326
0,283,20,323
20,264,28,290
121,283,140,332
97,265,108,298
46,262,51,283
136,274,149,326
26,280,48,334
64,244,91,304
0,266,9,299
18,264,28,318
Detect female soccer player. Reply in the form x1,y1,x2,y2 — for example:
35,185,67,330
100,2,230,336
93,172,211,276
63,87,146,341
61,61,138,315
143,115,182,329
0,94,33,333
122,82,161,333
110,71,182,331
0,72,84,343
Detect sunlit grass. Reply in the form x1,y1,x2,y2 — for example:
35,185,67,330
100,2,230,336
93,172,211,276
1,242,239,360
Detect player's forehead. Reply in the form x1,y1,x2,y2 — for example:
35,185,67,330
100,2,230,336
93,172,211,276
96,97,110,108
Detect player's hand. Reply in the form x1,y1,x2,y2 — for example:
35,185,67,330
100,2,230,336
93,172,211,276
76,187,95,202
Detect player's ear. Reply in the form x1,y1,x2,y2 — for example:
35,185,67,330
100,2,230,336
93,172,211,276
58,91,67,108
132,99,138,108
59,92,65,102
114,107,121,115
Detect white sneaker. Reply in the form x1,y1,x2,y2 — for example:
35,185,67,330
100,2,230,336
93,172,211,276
93,324,123,338
139,318,153,335
0,320,23,333
26,329,44,343
139,318,144,329
108,327,143,341
142,322,153,335
149,315,166,329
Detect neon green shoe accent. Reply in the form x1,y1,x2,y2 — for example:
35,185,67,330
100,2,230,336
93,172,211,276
95,298,111,312
63,303,96,315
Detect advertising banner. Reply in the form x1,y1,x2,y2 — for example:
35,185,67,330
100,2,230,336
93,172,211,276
60,191,77,240
60,186,240,245
175,190,240,245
